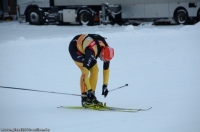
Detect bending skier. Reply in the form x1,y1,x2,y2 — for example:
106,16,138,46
68,34,114,107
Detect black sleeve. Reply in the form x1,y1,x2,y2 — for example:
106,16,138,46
103,61,110,70
83,47,97,70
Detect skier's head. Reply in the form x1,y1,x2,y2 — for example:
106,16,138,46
100,46,114,62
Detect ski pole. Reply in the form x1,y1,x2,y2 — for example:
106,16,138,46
109,84,128,92
0,86,85,97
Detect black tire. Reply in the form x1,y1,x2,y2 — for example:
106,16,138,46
175,10,189,25
27,8,43,25
197,9,200,22
78,10,94,26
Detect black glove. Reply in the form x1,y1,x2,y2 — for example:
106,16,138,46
102,84,109,97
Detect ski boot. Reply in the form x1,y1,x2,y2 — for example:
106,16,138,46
89,91,103,108
92,98,103,108
81,90,103,108
81,92,94,108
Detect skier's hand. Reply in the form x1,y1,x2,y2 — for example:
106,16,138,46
102,84,108,98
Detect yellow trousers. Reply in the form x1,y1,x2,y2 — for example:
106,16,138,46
74,61,99,93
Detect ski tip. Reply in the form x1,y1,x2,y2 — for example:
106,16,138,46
57,106,63,108
138,107,152,111
146,107,152,110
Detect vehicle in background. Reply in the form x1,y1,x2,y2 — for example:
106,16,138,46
1,0,17,20
0,0,4,20
0,9,3,20
16,0,200,25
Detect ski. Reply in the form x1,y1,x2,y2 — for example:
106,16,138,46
104,106,152,111
57,106,152,113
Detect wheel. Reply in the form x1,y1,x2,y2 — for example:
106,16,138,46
27,8,43,25
197,9,200,22
175,10,189,24
78,10,93,26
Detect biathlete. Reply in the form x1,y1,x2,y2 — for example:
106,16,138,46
68,34,114,107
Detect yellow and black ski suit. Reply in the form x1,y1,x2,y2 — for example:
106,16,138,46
69,34,110,94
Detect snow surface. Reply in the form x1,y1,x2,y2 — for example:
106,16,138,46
0,21,200,132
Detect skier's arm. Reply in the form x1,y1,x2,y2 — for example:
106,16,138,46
102,61,110,97
103,61,110,85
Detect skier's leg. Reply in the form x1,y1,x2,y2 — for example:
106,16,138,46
89,63,99,92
